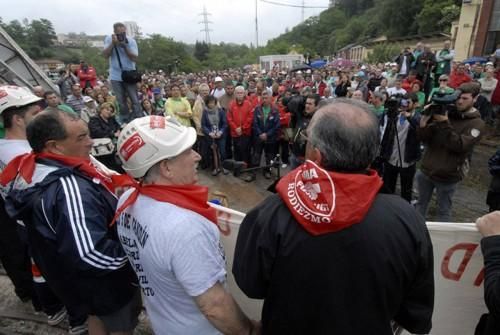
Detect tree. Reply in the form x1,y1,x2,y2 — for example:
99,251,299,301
366,43,401,63
194,41,210,61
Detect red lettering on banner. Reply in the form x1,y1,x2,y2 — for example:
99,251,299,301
474,268,485,287
216,210,231,236
441,243,478,281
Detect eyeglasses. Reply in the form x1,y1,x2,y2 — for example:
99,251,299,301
439,79,448,82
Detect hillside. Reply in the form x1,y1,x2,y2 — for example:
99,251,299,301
266,0,462,56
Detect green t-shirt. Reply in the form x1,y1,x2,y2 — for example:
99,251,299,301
370,104,385,117
415,91,426,113
0,122,4,139
262,106,271,125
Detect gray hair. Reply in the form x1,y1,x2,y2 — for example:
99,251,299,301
308,98,379,172
143,160,162,183
234,86,245,93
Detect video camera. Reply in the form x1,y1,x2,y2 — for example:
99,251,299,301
423,90,460,116
384,93,407,119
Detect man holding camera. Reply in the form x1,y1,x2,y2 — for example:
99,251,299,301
416,83,485,222
380,93,421,202
102,22,141,123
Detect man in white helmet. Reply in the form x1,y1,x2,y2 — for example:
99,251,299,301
0,86,41,307
115,115,259,335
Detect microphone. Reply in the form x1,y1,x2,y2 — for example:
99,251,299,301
222,159,247,176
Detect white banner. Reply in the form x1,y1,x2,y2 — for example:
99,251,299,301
210,203,487,335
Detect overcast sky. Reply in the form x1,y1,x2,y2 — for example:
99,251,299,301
3,0,328,45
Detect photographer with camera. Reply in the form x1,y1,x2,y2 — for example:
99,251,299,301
379,93,421,202
416,82,485,222
102,22,141,123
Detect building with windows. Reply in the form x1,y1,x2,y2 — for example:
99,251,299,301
454,0,500,60
259,53,305,71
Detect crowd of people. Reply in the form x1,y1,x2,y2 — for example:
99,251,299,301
2,22,500,335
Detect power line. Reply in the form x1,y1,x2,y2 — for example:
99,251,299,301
259,0,329,9
255,0,259,48
198,5,213,44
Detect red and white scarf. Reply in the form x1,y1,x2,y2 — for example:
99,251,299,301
275,160,383,236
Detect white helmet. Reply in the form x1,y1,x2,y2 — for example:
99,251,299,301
0,85,42,115
117,115,197,179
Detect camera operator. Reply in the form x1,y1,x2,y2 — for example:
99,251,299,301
379,93,421,202
416,82,485,222
102,22,141,123
289,93,320,168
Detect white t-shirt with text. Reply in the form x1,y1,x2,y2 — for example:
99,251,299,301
116,191,226,335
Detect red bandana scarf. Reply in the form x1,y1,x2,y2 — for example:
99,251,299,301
0,152,134,193
276,160,383,236
111,183,217,226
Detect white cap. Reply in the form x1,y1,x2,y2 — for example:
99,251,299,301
261,69,266,74
117,116,197,179
361,65,367,70
487,61,494,66
0,85,41,115
214,76,223,82
83,96,94,103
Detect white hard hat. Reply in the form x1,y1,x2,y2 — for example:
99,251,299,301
0,85,42,115
117,116,197,179
214,76,223,82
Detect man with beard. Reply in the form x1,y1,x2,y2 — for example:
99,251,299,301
416,82,485,221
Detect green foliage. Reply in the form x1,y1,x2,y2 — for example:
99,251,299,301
365,43,401,63
137,34,198,73
0,17,56,59
417,0,460,34
0,0,462,75
194,41,210,61
81,45,108,75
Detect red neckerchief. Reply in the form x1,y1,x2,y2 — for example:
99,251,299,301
0,152,134,193
275,160,383,236
111,183,217,226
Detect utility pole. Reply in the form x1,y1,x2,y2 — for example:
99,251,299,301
199,5,213,44
302,0,305,22
255,0,259,48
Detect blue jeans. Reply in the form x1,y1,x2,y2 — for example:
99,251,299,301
416,170,458,222
110,80,141,123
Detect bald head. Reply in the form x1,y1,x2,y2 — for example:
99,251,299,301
308,99,379,172
33,86,44,97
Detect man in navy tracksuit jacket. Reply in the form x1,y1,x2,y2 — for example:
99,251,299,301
251,91,280,179
3,110,139,334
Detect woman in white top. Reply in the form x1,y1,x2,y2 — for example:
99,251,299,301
479,68,498,102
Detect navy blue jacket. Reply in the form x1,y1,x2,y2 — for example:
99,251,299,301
252,105,280,142
5,159,137,316
201,108,228,137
